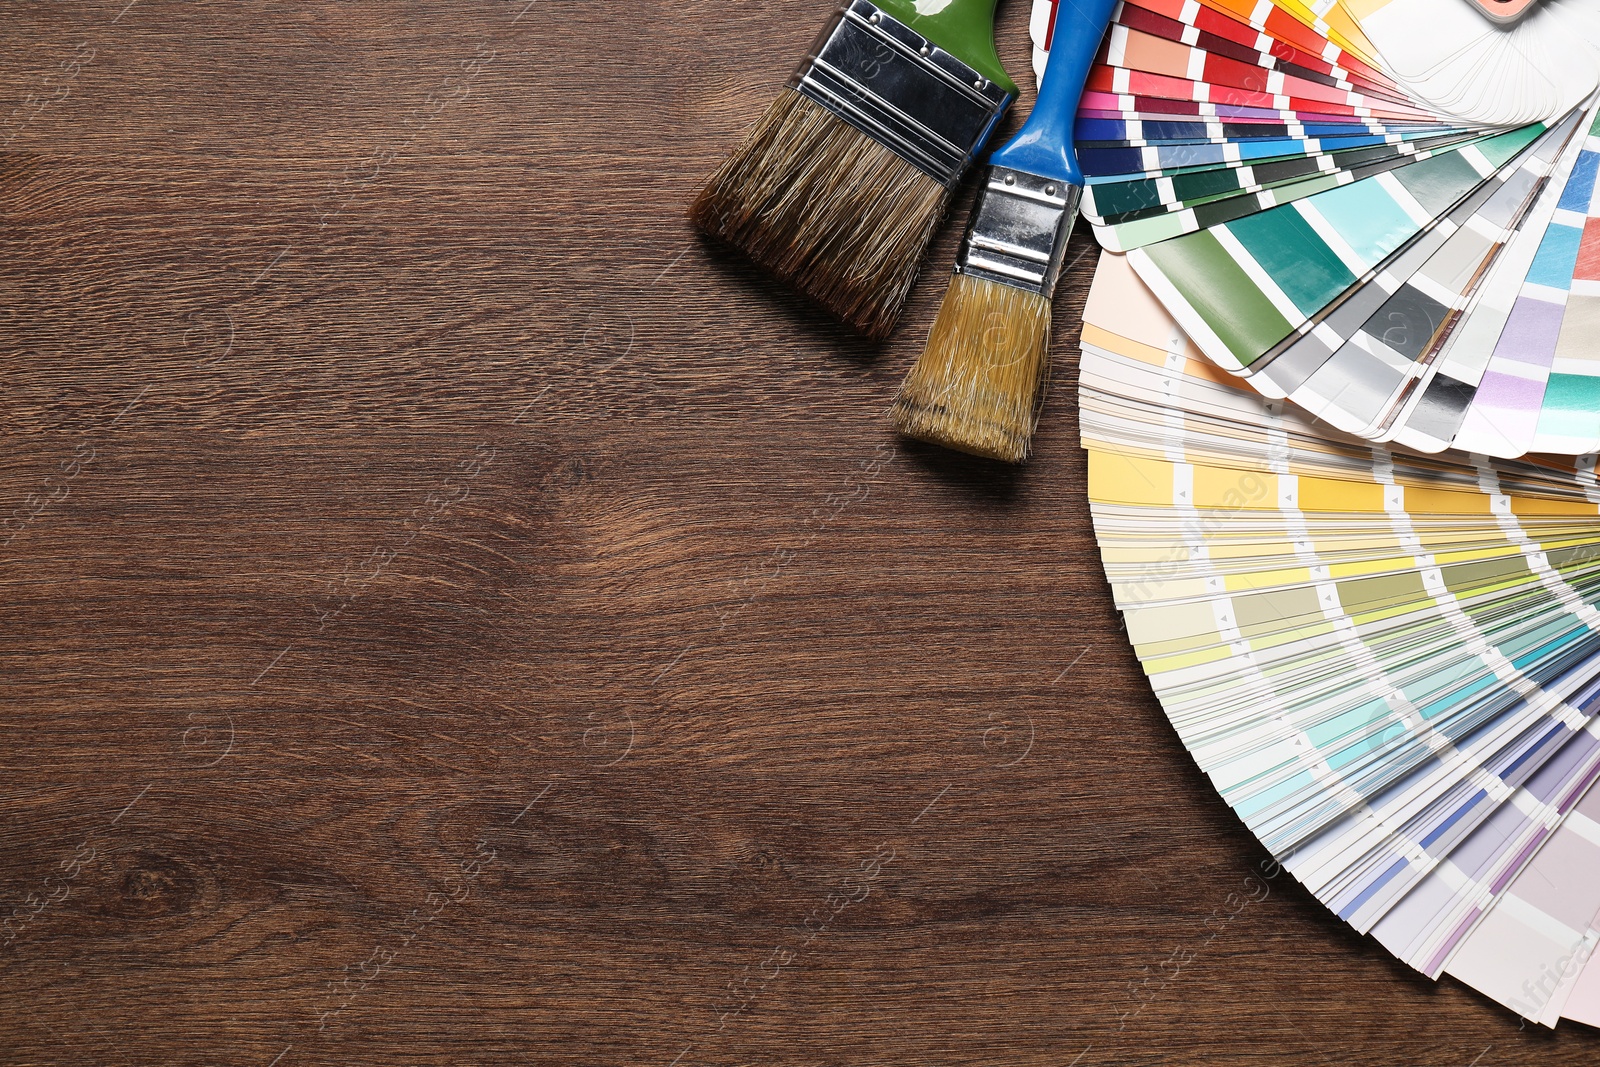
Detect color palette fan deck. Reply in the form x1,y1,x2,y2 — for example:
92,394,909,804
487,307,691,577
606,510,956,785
1040,0,1600,1026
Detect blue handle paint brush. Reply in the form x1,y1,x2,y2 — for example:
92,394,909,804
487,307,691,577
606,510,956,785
890,0,1119,462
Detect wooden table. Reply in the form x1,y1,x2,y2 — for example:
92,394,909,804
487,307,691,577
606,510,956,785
2,2,1594,1064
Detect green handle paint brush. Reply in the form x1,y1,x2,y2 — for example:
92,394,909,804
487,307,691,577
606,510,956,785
689,0,1017,340
890,0,1118,462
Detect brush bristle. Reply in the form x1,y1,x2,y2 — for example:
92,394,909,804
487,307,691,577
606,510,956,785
889,273,1053,463
689,90,948,340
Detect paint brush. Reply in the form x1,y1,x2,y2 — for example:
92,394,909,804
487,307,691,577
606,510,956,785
890,0,1117,461
689,0,1017,340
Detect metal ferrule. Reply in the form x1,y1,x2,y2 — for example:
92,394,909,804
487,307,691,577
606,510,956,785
952,166,1082,299
791,0,1016,188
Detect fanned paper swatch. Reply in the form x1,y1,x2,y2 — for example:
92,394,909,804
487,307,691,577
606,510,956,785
1037,0,1600,1025
1081,249,1600,1028
1033,0,1600,460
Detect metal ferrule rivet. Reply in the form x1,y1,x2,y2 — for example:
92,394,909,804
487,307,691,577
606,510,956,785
790,1,1020,187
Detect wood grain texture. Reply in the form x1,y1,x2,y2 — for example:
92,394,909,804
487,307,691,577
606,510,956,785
1,2,1595,1064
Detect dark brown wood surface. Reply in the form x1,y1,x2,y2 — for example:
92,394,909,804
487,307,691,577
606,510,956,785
1,2,1594,1064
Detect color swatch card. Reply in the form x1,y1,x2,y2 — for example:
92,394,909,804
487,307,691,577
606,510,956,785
1349,0,1599,125
1465,0,1546,27
1080,248,1600,1027
1033,0,1600,458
